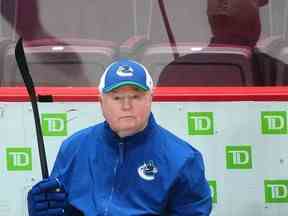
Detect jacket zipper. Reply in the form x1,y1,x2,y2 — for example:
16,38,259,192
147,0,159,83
103,141,124,216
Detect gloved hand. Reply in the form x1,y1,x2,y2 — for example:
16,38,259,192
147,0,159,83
27,177,67,216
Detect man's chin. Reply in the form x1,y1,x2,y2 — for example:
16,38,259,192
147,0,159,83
117,125,141,137
117,129,136,138
119,118,136,127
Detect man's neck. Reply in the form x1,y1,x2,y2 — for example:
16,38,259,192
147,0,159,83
116,122,148,138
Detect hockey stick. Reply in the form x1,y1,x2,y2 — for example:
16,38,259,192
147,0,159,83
15,38,49,179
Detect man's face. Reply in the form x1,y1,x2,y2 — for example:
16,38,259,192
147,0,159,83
100,85,152,137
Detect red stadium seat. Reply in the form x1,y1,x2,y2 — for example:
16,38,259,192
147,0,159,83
142,43,256,86
2,38,117,86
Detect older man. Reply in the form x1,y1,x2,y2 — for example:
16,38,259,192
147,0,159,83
27,59,212,216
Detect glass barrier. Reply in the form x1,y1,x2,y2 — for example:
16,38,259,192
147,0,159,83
0,0,288,87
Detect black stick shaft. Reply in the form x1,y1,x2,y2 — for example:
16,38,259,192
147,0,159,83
15,38,49,179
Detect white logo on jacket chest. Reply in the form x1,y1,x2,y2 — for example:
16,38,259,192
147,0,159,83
137,160,158,181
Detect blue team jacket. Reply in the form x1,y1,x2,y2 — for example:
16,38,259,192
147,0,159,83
51,113,212,216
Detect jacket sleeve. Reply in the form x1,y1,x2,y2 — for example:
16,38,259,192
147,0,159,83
167,152,212,216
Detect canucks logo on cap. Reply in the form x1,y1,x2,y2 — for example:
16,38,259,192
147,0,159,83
137,160,158,181
116,65,134,77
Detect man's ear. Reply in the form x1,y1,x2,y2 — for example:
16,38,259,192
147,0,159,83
99,95,103,107
150,90,154,100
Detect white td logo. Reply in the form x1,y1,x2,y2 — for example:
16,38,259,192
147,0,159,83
267,184,288,199
6,148,32,171
8,152,30,167
209,185,214,197
261,111,287,134
190,116,211,131
208,180,217,203
264,115,285,130
42,113,67,136
226,146,252,169
229,150,250,165
44,117,65,132
265,180,288,202
188,112,214,135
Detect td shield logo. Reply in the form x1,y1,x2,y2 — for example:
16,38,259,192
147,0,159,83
41,113,68,136
6,148,32,171
208,180,217,203
265,180,288,203
261,111,287,135
226,145,252,169
187,112,214,135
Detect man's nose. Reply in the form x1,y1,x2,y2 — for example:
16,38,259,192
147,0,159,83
122,97,132,110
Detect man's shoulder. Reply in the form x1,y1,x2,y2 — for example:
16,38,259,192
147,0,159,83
156,125,200,160
60,122,104,152
153,125,204,185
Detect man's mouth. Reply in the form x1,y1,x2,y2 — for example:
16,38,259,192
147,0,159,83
119,116,135,120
